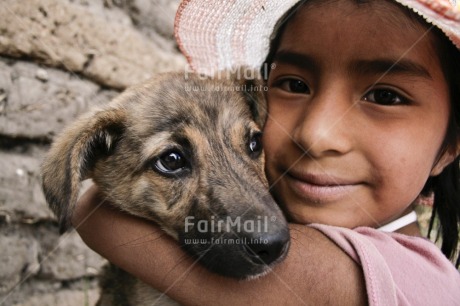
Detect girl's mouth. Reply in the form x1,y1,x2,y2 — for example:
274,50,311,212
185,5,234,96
284,170,360,204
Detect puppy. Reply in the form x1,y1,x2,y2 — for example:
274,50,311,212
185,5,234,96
41,70,290,305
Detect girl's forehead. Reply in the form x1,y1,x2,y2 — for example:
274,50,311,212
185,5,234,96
288,0,428,35
273,0,447,87
279,0,439,62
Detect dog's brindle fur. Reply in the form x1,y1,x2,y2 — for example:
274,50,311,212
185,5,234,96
41,71,289,305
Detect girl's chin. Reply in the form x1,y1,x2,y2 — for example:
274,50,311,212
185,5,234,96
283,204,376,229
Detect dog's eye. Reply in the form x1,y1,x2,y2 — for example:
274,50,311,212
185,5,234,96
248,132,263,158
154,150,189,176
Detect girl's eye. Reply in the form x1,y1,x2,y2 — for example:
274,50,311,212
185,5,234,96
363,89,408,105
277,79,310,94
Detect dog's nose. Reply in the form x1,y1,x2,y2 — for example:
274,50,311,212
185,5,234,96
243,231,290,265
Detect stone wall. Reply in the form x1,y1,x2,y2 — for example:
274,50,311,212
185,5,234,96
0,1,185,305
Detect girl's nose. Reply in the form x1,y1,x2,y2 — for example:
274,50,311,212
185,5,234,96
293,89,353,158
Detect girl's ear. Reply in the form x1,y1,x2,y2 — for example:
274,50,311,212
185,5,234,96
430,142,460,176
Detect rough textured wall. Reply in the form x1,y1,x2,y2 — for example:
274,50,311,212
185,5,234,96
0,1,185,305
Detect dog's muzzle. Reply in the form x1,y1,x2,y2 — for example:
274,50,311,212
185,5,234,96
179,217,290,279
242,230,290,266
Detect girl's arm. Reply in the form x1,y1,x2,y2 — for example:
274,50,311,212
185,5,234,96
73,185,367,305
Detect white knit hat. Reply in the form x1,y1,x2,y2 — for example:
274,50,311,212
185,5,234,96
174,0,460,75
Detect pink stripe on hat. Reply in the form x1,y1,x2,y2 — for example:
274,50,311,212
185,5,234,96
175,0,460,75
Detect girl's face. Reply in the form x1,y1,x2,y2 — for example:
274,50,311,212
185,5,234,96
263,0,453,228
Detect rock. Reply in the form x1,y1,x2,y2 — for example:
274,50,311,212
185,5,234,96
17,288,100,306
0,224,105,304
0,0,186,89
114,0,181,50
0,58,117,139
18,289,100,306
0,150,54,224
39,231,106,281
35,69,49,82
0,235,40,295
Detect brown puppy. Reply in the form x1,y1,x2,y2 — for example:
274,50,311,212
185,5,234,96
41,70,289,305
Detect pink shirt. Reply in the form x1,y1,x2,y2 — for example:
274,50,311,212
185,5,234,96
310,224,460,305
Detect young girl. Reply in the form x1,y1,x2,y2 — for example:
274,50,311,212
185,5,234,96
74,0,460,304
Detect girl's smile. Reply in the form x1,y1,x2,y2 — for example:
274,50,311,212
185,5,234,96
263,0,453,228
285,171,362,204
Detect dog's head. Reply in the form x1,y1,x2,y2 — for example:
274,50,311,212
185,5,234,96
42,69,289,279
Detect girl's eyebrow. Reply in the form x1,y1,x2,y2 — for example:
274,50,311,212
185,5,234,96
273,51,319,74
273,51,432,80
349,59,432,80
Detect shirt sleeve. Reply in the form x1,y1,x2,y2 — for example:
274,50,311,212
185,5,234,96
308,224,460,306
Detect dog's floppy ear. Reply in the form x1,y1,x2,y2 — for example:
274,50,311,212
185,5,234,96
41,107,126,233
241,76,267,128
230,66,268,128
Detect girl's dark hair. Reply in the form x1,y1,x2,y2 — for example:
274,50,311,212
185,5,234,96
263,0,460,267
423,26,460,268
